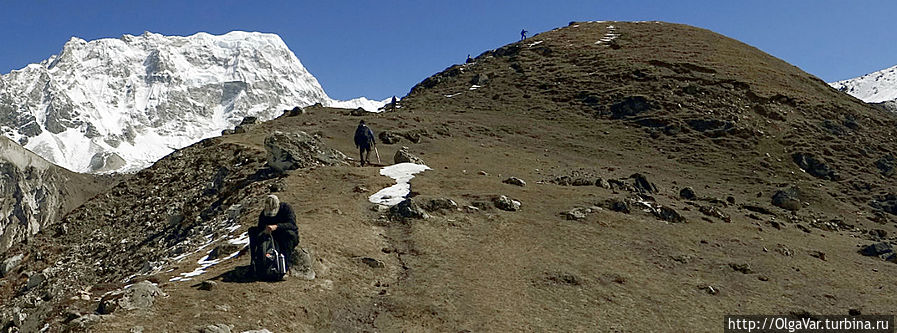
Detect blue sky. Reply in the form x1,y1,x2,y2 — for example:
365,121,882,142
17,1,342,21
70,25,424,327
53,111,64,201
1,1,895,100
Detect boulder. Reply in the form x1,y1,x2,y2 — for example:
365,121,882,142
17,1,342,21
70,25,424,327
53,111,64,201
602,198,631,213
351,107,366,116
494,195,521,211
198,280,217,291
264,131,348,172
423,198,458,212
288,247,315,280
0,253,23,277
772,187,802,211
657,206,686,223
394,147,424,164
390,198,430,219
630,173,657,194
239,116,258,126
379,131,402,144
503,177,526,187
359,257,385,268
97,281,166,315
792,152,839,180
610,96,654,119
25,272,46,290
563,207,591,220
571,178,594,186
287,106,304,116
199,324,233,333
679,187,697,200
595,178,611,189
859,242,893,257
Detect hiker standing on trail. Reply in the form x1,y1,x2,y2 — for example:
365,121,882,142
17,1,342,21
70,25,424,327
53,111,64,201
249,195,299,275
520,29,528,40
354,120,376,166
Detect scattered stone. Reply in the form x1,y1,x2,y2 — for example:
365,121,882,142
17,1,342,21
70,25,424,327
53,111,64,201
393,146,424,164
809,251,826,261
0,253,24,277
69,314,111,328
423,197,458,212
288,247,315,280
199,280,217,291
679,187,697,200
220,129,235,136
700,285,719,295
726,196,736,204
729,263,754,274
208,243,243,260
670,254,692,264
610,96,654,119
390,198,430,219
25,272,46,291
503,177,526,186
478,170,489,176
287,106,304,116
657,206,686,223
199,324,233,333
360,257,385,268
239,116,258,126
562,207,592,220
772,187,802,211
602,198,631,214
758,275,770,281
595,178,611,189
97,281,166,315
630,173,657,194
699,205,730,222
744,204,776,216
543,272,582,286
264,131,348,172
776,245,793,257
849,309,862,316
353,185,369,193
350,107,366,116
792,152,840,180
378,131,402,144
494,195,521,211
859,242,893,257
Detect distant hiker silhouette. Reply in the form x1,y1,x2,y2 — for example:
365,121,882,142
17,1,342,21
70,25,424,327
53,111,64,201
466,54,473,63
354,120,376,166
249,195,299,281
391,96,398,105
520,29,528,41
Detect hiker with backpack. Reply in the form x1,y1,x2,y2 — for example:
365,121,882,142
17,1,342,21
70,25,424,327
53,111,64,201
520,29,528,41
354,120,376,166
249,194,299,280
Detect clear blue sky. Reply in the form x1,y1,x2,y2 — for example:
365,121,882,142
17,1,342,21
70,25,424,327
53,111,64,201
1,1,895,100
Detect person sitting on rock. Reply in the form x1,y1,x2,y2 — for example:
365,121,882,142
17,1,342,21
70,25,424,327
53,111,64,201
354,120,376,166
249,194,299,277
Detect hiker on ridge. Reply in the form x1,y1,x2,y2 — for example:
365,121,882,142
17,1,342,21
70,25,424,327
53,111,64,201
520,29,528,41
249,194,299,277
354,120,376,166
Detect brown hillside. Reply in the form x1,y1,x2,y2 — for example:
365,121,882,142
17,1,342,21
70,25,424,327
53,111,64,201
3,21,897,332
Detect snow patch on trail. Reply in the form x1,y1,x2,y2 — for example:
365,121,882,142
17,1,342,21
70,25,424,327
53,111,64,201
595,25,619,45
369,163,431,206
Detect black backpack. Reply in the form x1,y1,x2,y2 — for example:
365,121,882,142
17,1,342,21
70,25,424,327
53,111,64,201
255,233,287,281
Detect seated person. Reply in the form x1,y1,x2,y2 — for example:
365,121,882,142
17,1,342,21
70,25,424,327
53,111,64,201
249,194,299,277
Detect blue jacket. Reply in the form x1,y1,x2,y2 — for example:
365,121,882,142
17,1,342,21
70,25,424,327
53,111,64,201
354,124,375,149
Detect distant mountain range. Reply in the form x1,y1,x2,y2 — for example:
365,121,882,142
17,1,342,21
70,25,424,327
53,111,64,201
0,31,386,173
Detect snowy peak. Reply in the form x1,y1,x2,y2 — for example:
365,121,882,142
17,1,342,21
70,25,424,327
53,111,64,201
830,64,897,104
0,31,384,173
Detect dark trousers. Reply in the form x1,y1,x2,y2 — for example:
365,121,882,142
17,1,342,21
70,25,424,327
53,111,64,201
248,226,298,267
359,146,372,166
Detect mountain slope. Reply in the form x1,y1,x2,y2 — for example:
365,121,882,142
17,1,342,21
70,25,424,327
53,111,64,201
830,64,897,103
0,136,111,254
3,21,897,332
0,31,384,173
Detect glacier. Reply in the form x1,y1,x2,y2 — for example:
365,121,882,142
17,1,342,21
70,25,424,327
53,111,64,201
0,31,386,173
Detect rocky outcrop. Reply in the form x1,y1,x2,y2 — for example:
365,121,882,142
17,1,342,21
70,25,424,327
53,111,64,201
264,131,348,172
97,281,166,314
394,147,425,164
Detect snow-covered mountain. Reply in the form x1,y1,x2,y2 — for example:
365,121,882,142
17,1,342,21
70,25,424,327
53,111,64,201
0,31,386,173
830,65,897,104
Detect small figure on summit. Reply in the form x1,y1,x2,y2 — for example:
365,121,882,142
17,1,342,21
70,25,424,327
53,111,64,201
354,120,377,166
249,194,299,280
520,29,528,41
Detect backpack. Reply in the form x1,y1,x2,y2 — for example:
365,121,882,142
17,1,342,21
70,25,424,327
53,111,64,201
255,233,287,280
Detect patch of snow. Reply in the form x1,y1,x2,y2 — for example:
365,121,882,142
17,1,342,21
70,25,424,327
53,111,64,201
469,85,481,91
369,163,431,206
830,64,897,103
527,40,544,47
595,25,619,45
445,92,462,98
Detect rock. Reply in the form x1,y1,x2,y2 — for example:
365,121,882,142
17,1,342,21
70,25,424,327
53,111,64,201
792,152,839,180
859,242,893,257
264,130,348,172
288,247,316,280
0,253,24,277
849,309,862,316
679,187,697,200
350,107,366,116
239,116,258,126
393,146,424,164
242,330,274,333
399,130,425,144
199,324,233,333
478,170,488,176
390,198,430,219
25,272,46,290
97,281,166,315
809,251,826,261
870,193,897,216
563,207,591,220
772,187,802,211
378,131,402,144
353,185,369,193
595,178,611,189
700,285,719,295
360,257,385,268
69,313,111,328
221,129,235,135
630,173,657,194
232,126,246,134
208,243,243,260
728,263,754,274
198,280,217,291
610,96,654,119
657,206,685,223
571,178,593,186
494,195,521,211
602,198,631,213
423,198,458,212
503,177,526,187
699,205,730,222
287,106,304,116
